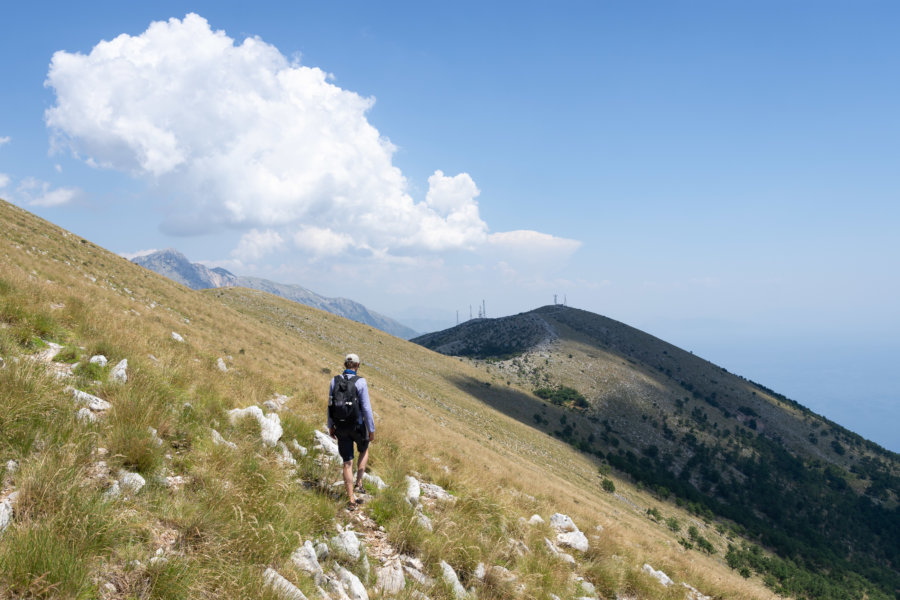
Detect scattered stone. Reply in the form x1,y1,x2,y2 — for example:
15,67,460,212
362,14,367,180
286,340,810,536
228,406,283,447
440,561,467,599
171,332,184,342
263,567,308,600
558,529,589,553
362,472,386,490
4,460,17,476
528,514,545,525
474,563,486,580
110,359,128,383
405,475,421,505
331,529,362,560
119,470,146,494
315,542,329,560
642,564,673,587
375,558,405,595
165,475,188,491
291,440,309,457
278,442,297,466
69,387,112,411
414,504,433,531
291,540,325,584
0,491,19,534
550,513,578,532
334,565,368,600
77,407,99,423
420,481,454,502
507,538,530,556
264,393,290,412
314,430,341,461
211,428,238,450
216,357,228,372
89,355,108,367
326,575,353,600
104,480,121,500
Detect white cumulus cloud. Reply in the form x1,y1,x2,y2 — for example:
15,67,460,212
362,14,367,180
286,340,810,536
488,230,581,257
232,228,285,261
15,177,78,207
0,136,10,147
44,13,579,266
0,174,9,189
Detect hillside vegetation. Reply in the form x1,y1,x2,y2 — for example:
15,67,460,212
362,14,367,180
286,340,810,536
0,200,795,599
414,306,900,599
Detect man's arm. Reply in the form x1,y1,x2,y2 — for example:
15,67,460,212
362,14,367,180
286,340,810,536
327,377,335,438
357,379,375,440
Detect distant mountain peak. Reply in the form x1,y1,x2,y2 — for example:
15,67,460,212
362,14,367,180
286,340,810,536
131,249,418,339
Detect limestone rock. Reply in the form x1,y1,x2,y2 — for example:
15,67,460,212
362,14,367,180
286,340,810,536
331,529,361,560
550,513,577,532
362,472,386,490
216,357,228,372
314,430,341,460
557,530,589,553
291,540,324,584
171,331,184,342
291,439,309,456
77,407,98,422
119,470,146,494
414,504,433,531
474,563,486,579
528,514,545,525
440,561,467,599
228,405,283,447
334,565,368,600
0,491,19,533
405,475,421,504
69,387,112,411
89,355,108,367
642,564,673,587
375,558,405,595
263,567,308,600
211,428,237,450
110,359,128,383
682,583,713,600
420,481,454,502
278,442,297,466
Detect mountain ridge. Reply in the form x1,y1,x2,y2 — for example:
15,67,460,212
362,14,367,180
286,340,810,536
414,304,900,598
131,248,418,339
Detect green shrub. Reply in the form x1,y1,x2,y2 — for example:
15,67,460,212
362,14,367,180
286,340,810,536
601,479,615,493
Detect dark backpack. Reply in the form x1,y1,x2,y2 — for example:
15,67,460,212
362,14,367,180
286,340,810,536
329,374,360,431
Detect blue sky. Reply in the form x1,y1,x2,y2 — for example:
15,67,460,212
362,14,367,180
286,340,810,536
1,1,898,451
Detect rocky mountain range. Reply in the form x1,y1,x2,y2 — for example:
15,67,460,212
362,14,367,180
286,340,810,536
131,248,417,339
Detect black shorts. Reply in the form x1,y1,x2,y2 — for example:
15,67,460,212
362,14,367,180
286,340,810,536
336,424,369,463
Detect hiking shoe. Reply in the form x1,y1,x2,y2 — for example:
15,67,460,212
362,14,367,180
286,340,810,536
354,484,366,495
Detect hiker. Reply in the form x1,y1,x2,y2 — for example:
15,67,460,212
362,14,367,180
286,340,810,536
327,353,375,508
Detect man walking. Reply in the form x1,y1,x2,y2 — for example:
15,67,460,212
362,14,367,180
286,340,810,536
328,353,375,508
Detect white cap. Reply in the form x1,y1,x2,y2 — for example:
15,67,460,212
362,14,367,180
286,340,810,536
345,353,360,365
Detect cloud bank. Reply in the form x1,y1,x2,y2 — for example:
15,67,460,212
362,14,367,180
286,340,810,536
44,13,578,264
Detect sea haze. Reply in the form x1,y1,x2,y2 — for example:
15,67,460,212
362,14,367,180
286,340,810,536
672,335,900,453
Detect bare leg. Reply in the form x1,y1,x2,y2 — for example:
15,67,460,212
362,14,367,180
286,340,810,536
342,461,356,503
355,447,370,489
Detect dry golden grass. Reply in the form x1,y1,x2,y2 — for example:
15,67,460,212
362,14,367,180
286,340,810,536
0,198,783,599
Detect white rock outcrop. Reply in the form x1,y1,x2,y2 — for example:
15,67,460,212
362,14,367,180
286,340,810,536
331,529,361,560
211,429,237,450
0,491,19,534
528,514,545,525
440,561,467,599
405,476,421,504
228,406,283,447
362,472,386,490
171,332,184,342
314,430,341,461
291,540,324,584
290,440,309,457
642,564,673,586
69,388,112,412
334,565,368,600
110,359,128,383
263,567,308,600
376,558,405,595
119,470,146,494
420,481,454,502
550,512,589,552
216,357,228,372
89,355,108,367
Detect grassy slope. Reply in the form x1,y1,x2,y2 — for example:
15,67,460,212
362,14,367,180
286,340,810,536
0,198,779,599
